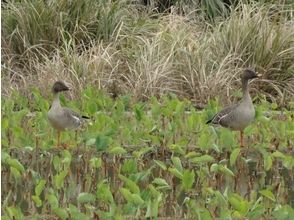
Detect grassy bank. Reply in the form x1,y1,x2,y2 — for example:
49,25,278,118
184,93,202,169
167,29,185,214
2,0,294,105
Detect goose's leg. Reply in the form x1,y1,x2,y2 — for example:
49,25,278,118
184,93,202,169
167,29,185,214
57,131,61,147
240,131,244,147
75,130,78,143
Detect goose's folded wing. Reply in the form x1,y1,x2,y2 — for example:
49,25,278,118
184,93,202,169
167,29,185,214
206,104,238,128
63,108,84,126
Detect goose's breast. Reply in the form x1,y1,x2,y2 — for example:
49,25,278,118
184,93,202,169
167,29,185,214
229,104,255,131
48,109,67,131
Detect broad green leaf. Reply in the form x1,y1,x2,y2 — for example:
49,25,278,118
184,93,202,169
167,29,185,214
118,174,140,194
95,134,109,151
282,156,294,169
52,155,61,171
120,188,133,203
168,167,183,179
146,199,159,218
272,151,285,159
171,156,183,172
35,179,46,197
229,194,249,216
148,184,161,197
133,147,153,158
122,159,137,174
154,160,167,170
152,178,170,188
87,100,97,114
131,194,145,206
68,204,91,220
182,170,195,190
248,204,265,218
96,181,114,204
189,155,214,164
210,163,219,172
185,151,200,159
108,146,127,155
32,195,42,207
46,194,58,209
219,165,234,177
54,170,68,190
263,154,272,171
90,157,102,169
77,192,96,203
230,148,240,166
273,205,294,220
259,189,276,202
10,167,21,180
7,158,25,173
53,207,69,220
6,206,24,220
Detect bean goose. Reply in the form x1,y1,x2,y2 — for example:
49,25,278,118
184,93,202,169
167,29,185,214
48,81,89,147
206,69,261,147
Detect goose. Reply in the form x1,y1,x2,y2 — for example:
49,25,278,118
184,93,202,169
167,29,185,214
48,81,89,147
206,69,261,147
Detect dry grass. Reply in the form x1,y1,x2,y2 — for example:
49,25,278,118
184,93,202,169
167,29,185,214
2,1,294,106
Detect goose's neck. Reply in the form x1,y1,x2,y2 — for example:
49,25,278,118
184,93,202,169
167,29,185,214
241,79,251,101
51,93,61,108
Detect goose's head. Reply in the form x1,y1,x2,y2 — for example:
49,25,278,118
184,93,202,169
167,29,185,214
241,69,262,81
52,81,70,94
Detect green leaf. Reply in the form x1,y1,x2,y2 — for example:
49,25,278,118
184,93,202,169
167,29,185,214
259,189,276,202
189,155,214,164
32,195,42,207
7,158,25,173
5,206,24,220
46,194,58,209
122,159,137,174
230,148,240,166
95,134,109,151
171,156,183,173
87,100,97,115
271,151,285,159
96,181,114,204
185,151,200,159
248,204,265,218
120,188,133,203
77,192,96,203
68,204,91,220
118,174,140,194
229,194,249,216
35,179,46,197
10,167,21,180
134,105,143,121
152,178,170,188
263,154,272,171
90,157,102,169
133,147,153,158
219,165,234,177
53,207,69,220
108,146,127,155
282,156,294,169
182,169,195,190
273,205,294,220
168,167,183,179
154,160,167,170
54,170,68,190
210,163,219,172
146,199,159,218
131,194,145,206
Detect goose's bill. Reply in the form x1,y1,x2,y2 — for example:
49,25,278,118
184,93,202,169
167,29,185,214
257,73,262,78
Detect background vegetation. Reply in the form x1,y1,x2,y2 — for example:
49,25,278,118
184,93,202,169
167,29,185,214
1,0,294,219
2,0,294,105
